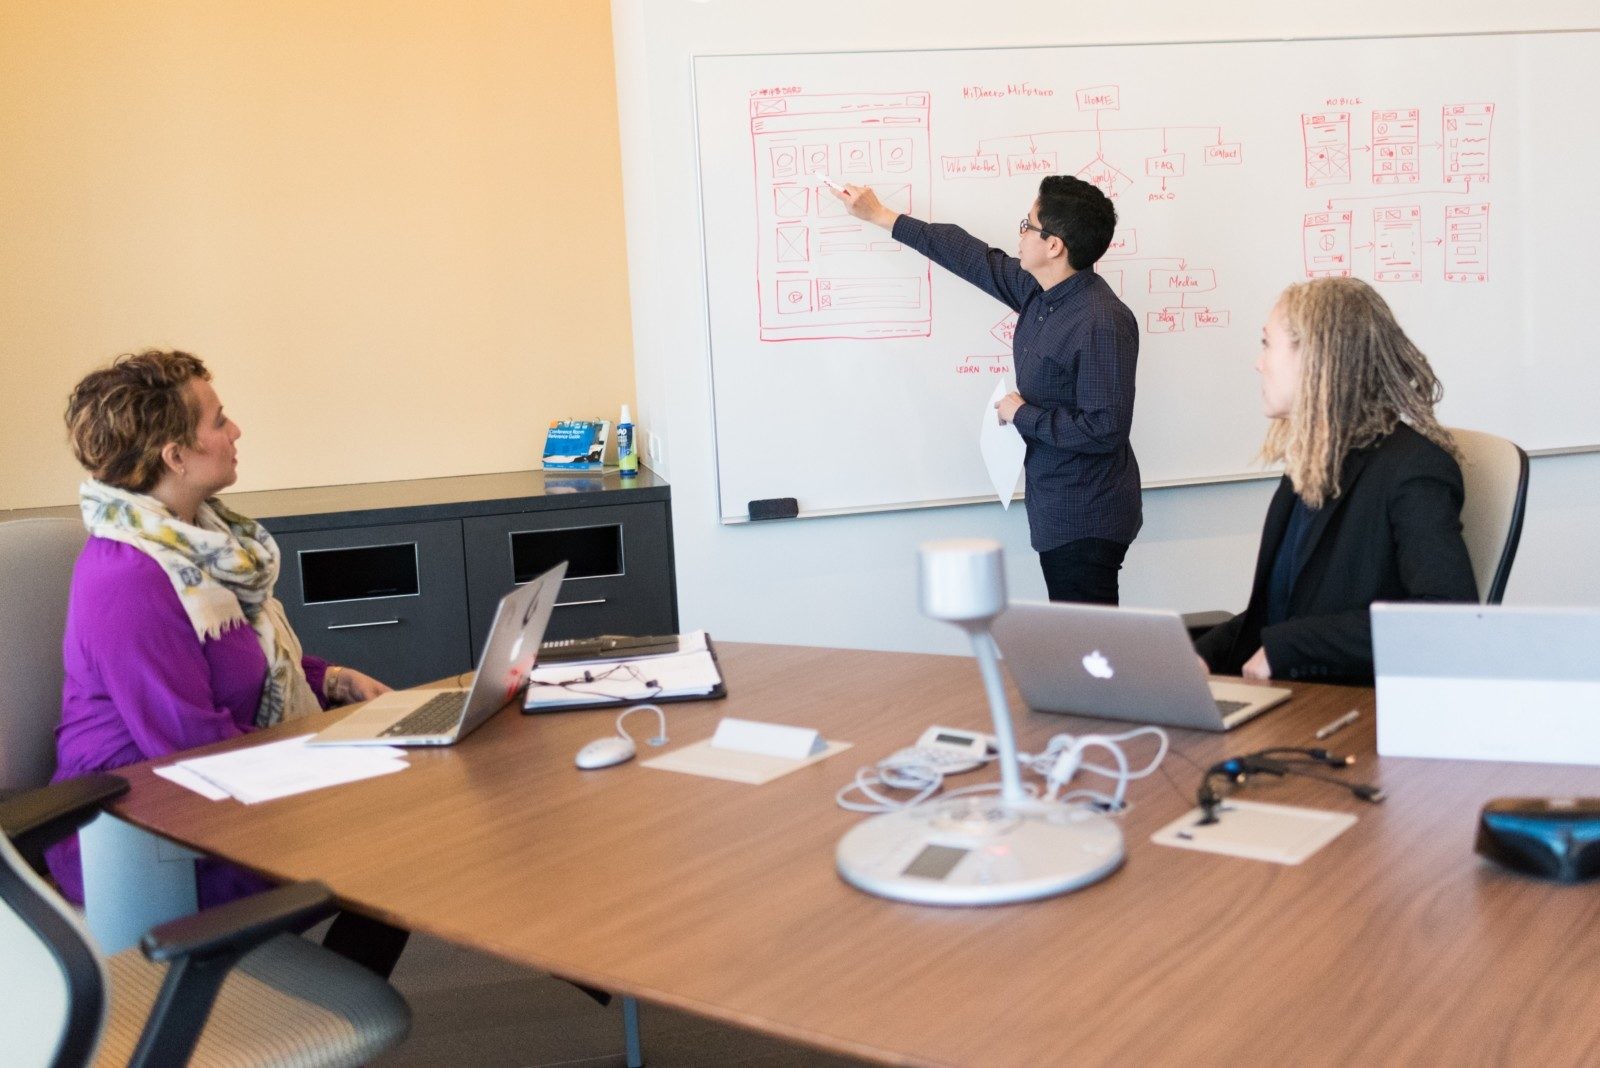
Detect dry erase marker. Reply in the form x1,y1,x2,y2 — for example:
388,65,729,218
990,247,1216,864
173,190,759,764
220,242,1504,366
818,175,846,193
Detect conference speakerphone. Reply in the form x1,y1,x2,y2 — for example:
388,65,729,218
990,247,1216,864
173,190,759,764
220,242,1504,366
836,795,1124,906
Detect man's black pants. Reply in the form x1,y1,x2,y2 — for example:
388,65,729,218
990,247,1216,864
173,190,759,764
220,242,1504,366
1038,537,1128,605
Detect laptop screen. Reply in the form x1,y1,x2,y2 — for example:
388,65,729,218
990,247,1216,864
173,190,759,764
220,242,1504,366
459,561,568,727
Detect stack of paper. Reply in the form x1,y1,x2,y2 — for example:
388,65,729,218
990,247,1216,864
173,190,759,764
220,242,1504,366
524,629,722,709
156,736,409,804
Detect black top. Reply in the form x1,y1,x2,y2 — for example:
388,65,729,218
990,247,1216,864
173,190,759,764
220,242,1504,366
1195,423,1479,684
1267,497,1319,627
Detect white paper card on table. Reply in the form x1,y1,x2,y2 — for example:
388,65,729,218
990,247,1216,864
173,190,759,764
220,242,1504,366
169,736,409,805
642,738,852,785
711,717,824,760
154,765,231,801
1150,800,1357,865
978,378,1025,508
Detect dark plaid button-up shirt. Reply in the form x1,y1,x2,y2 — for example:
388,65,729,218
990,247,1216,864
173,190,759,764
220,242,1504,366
894,216,1143,551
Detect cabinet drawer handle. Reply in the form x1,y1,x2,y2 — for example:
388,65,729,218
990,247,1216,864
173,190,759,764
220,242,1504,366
327,619,401,630
555,598,607,609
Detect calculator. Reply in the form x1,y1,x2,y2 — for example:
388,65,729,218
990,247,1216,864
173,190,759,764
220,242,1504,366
880,726,993,782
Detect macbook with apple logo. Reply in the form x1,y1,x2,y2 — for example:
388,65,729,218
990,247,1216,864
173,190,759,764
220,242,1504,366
991,601,1291,731
309,561,568,746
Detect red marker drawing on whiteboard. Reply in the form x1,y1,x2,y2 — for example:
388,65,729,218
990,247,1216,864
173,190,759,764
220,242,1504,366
818,175,847,194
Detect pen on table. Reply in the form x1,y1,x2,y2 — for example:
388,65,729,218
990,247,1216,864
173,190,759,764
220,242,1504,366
1314,709,1360,740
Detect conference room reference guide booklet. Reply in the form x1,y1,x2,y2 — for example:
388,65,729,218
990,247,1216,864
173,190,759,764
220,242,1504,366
523,630,725,711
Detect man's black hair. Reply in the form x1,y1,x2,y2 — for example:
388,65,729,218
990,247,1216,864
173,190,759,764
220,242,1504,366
1035,175,1117,271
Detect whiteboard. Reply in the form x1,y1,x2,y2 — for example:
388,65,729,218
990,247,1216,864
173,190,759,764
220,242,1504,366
693,32,1600,522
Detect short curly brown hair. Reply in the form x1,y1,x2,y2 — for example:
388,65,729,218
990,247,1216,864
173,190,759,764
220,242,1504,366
65,350,212,492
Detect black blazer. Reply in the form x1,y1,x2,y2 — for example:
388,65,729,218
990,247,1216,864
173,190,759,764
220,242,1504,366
1195,424,1479,684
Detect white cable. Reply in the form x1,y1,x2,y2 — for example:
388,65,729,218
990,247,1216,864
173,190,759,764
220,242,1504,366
836,735,1000,813
1016,725,1169,810
616,703,668,747
839,725,1166,814
836,758,1044,814
835,763,944,813
940,780,1041,802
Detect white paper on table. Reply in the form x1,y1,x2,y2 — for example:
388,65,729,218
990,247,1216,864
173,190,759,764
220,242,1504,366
1149,800,1357,864
170,736,409,805
641,738,852,785
154,765,232,801
978,378,1026,508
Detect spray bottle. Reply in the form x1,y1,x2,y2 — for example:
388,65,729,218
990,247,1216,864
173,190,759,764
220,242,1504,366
616,404,638,478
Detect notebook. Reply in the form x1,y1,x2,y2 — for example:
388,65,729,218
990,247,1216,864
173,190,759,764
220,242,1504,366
1372,603,1600,764
310,562,567,746
522,631,727,713
991,601,1291,732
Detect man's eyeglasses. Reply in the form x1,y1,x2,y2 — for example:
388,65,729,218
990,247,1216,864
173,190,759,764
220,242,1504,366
1196,747,1384,824
1018,217,1056,240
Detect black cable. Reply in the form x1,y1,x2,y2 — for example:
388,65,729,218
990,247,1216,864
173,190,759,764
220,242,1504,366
1195,747,1384,824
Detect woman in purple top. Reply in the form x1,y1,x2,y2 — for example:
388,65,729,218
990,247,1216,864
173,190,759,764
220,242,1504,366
48,349,405,973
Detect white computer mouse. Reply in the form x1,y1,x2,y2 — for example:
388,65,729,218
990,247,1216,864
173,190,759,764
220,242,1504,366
575,735,637,770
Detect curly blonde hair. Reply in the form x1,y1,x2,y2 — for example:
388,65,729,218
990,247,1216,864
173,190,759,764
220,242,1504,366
1262,278,1455,508
65,350,211,492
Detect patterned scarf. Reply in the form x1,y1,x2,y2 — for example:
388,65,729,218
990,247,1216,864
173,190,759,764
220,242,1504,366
79,479,322,727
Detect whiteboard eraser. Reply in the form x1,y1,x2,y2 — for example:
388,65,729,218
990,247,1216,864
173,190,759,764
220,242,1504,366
748,497,799,521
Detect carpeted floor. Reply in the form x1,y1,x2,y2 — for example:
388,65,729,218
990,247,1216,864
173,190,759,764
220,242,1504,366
371,932,873,1068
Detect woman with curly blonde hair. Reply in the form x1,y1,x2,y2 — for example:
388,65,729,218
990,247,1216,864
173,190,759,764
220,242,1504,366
1194,278,1479,683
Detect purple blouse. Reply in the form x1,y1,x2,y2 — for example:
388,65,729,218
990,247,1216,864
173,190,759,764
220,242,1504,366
47,537,328,907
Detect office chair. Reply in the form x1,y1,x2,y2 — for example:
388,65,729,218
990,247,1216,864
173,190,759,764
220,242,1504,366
0,518,90,875
1446,427,1529,604
1182,427,1530,638
0,518,88,798
1,774,411,1068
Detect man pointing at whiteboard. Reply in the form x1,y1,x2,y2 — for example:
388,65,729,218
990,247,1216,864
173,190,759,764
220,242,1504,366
833,176,1142,604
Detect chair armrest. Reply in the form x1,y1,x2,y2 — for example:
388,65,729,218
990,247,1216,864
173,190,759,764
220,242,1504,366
130,881,342,1067
141,880,337,964
1181,610,1234,641
0,774,129,855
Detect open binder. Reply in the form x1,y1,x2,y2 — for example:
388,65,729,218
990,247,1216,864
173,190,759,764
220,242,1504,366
521,632,727,713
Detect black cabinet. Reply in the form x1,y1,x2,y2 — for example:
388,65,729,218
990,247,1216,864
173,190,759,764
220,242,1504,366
274,520,471,689
0,470,679,692
462,500,676,660
248,471,676,689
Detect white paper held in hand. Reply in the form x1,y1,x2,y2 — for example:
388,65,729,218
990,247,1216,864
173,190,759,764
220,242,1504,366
978,378,1025,508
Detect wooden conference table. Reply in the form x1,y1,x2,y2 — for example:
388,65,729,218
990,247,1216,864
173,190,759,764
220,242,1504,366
108,643,1600,1066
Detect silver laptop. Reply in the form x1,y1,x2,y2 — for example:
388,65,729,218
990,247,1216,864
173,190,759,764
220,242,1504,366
1373,603,1600,762
992,601,1292,731
310,561,567,746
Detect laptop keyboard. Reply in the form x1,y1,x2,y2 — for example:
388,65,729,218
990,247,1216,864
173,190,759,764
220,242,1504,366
381,691,466,737
1214,699,1250,717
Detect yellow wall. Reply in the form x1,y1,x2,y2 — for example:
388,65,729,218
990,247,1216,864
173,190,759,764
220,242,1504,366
0,0,632,509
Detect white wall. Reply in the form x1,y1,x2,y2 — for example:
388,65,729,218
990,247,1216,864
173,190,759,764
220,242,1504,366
613,0,1600,655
